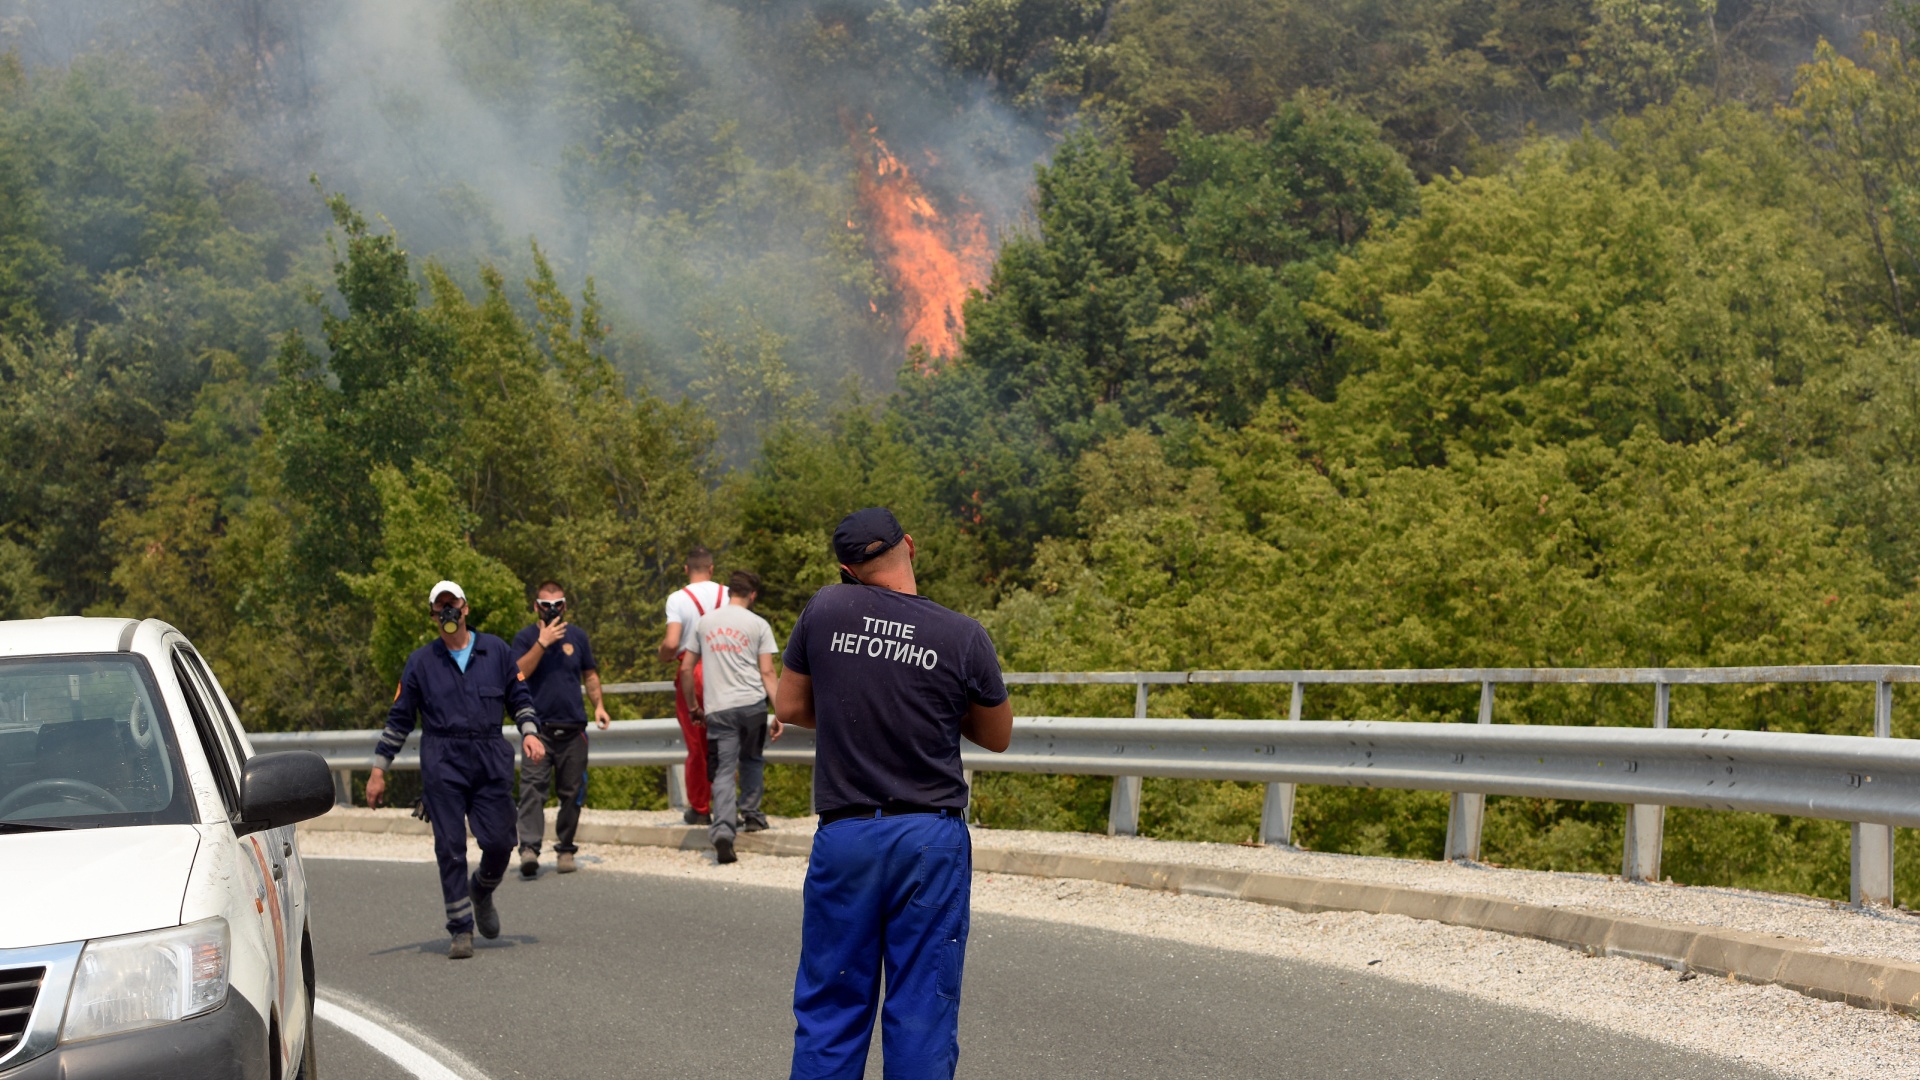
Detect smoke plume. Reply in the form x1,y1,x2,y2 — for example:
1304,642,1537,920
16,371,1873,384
0,0,1050,397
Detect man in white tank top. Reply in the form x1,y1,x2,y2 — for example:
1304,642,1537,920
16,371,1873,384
657,546,728,824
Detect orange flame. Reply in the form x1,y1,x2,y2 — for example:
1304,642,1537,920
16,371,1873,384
853,127,992,363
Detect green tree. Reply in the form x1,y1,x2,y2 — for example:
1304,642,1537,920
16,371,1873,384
267,195,459,603
0,58,233,335
0,55,304,617
0,326,186,612
0,52,61,336
1301,139,1848,470
1556,0,1718,112
904,101,1416,578
977,412,1914,885
690,318,817,470
921,0,1110,114
431,247,720,677
1155,97,1417,407
102,353,264,641
735,403,986,626
900,127,1163,574
1781,32,1920,334
344,464,524,682
1083,0,1594,178
1822,331,1920,591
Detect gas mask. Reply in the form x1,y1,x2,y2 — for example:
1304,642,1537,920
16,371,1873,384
432,602,464,636
536,598,567,625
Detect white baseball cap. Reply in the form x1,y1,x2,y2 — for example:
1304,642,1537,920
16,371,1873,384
427,580,466,605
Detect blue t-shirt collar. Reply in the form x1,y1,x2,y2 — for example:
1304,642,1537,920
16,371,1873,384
444,632,477,673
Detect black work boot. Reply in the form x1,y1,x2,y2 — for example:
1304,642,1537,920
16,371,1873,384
471,875,501,939
683,808,711,825
714,837,737,865
448,932,474,959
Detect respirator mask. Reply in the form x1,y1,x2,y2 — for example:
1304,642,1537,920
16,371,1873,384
537,598,567,625
432,602,464,636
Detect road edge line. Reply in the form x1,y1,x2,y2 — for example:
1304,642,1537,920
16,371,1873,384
315,988,494,1080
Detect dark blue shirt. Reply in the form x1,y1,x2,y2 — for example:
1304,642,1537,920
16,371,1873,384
373,633,539,767
509,623,597,727
783,584,1007,813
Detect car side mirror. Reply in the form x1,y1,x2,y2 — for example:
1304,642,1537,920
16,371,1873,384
236,751,335,835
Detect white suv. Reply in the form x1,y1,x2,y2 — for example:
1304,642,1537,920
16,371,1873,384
0,618,334,1080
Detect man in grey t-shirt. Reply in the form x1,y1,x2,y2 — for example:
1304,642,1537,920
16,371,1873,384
678,569,783,863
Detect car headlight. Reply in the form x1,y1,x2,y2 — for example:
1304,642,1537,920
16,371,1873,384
60,918,230,1043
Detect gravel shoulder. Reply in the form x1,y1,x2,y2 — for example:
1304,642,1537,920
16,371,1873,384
967,824,1920,961
301,809,1920,1079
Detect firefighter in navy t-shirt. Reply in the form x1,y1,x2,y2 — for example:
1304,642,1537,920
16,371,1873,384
510,579,611,877
775,508,1013,1080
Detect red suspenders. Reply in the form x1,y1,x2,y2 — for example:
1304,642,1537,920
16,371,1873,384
680,583,728,618
680,584,727,700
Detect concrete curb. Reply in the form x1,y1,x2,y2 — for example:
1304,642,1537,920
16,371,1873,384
301,811,1920,1013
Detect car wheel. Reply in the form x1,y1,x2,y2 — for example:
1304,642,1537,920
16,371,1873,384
293,992,320,1080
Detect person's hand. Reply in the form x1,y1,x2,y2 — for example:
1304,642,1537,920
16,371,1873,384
769,716,784,742
523,733,547,762
365,768,386,809
537,618,568,648
594,704,611,729
689,706,705,728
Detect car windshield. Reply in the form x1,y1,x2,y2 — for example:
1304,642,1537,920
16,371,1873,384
0,655,193,828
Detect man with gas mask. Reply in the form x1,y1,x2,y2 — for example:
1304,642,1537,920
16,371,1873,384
366,580,546,959
510,579,611,877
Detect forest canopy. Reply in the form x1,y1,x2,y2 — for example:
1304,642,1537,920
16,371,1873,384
5,0,1920,901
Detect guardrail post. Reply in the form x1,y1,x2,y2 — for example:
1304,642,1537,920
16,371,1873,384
1260,781,1295,847
1852,681,1896,907
667,763,689,813
1108,682,1146,837
1259,682,1302,847
1444,682,1494,862
1623,682,1669,882
332,768,353,808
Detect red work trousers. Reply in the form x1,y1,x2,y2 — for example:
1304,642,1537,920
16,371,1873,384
675,660,711,814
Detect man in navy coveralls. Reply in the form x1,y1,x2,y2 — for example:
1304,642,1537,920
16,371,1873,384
775,509,1013,1079
365,579,546,959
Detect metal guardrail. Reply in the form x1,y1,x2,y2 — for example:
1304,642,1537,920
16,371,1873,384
255,665,1920,907
598,681,676,695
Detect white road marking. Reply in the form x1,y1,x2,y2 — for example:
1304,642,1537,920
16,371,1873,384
315,988,493,1080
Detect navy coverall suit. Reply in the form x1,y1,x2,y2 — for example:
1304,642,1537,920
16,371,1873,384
374,633,539,935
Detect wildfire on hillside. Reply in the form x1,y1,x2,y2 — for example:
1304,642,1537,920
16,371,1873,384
851,123,993,365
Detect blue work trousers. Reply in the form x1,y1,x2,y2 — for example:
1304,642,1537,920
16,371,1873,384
421,736,516,934
790,811,970,1080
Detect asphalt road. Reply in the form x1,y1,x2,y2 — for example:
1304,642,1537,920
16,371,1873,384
306,856,1777,1080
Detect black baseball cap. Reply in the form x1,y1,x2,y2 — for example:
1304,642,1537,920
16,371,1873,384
833,507,905,565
